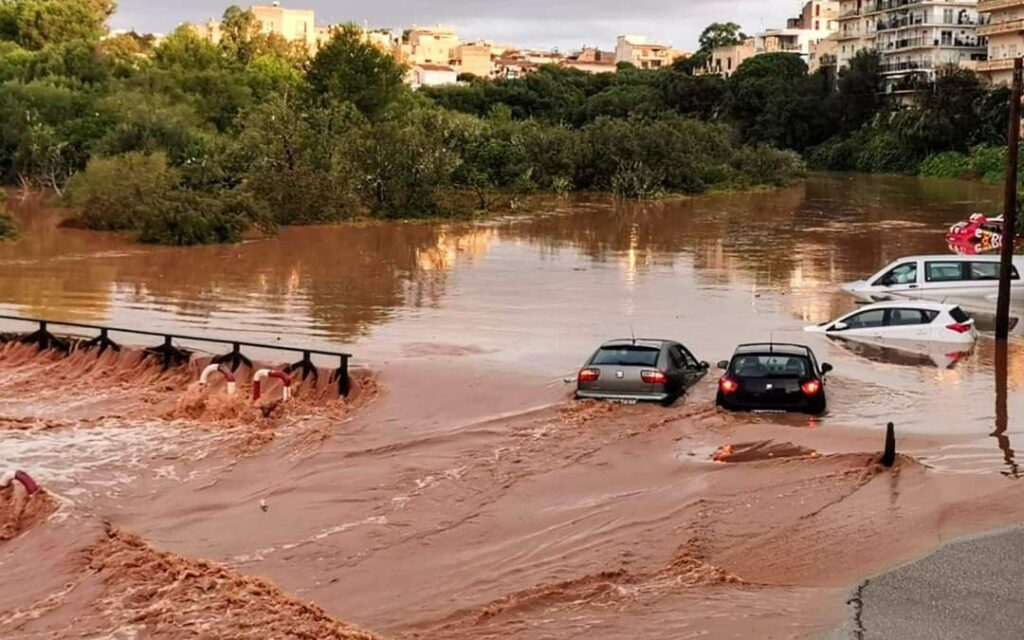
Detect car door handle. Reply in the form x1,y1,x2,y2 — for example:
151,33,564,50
908,285,918,289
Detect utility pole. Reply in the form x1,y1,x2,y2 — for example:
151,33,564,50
997,57,1022,342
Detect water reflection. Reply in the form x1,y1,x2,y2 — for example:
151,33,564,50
993,342,1019,478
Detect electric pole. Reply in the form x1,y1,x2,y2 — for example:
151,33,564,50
996,57,1022,341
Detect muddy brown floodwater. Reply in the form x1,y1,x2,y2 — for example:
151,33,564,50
1,173,1023,639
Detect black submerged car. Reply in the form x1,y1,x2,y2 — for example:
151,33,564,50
716,343,832,415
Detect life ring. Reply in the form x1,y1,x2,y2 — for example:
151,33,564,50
253,369,292,403
1,470,41,495
199,364,237,396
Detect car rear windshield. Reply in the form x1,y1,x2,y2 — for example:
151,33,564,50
592,346,660,367
732,355,812,378
949,306,971,324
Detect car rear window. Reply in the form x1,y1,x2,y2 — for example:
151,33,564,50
592,346,660,367
949,306,971,324
732,355,811,378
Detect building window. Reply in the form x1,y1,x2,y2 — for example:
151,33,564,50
943,9,953,24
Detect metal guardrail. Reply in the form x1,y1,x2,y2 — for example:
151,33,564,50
0,315,353,396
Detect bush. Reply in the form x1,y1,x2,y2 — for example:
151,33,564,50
137,190,249,245
919,151,970,179
66,152,180,230
731,145,805,187
0,191,16,240
969,145,1007,183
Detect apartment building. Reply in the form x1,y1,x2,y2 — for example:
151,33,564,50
836,0,877,67
614,35,677,69
563,48,617,74
869,0,986,89
402,25,460,66
978,0,1024,84
755,1,840,56
703,39,756,77
456,42,495,78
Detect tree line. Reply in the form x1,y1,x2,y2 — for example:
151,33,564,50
0,6,1007,245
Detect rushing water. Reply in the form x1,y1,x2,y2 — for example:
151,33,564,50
1,173,1021,475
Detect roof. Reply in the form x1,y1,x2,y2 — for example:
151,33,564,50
416,64,456,72
851,301,959,311
601,339,674,349
889,254,1022,262
734,343,813,357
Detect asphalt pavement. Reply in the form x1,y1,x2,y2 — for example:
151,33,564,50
829,525,1024,640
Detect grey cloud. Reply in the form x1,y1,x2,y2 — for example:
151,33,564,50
112,0,794,50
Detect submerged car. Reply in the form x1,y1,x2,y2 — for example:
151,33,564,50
575,339,709,404
716,343,832,415
841,255,1024,305
804,301,977,346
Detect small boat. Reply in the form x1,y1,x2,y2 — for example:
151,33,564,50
946,213,1022,255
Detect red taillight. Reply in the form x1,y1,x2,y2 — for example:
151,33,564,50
642,370,668,385
801,380,822,396
719,377,738,394
578,368,600,383
946,323,973,334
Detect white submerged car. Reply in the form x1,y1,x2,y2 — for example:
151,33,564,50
842,255,1024,307
805,301,978,346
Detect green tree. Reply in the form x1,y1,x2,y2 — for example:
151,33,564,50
66,151,180,230
830,50,883,133
306,23,406,117
0,0,114,50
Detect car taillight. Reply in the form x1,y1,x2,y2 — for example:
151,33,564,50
642,370,668,384
946,323,973,334
801,380,822,396
578,368,600,383
719,377,738,394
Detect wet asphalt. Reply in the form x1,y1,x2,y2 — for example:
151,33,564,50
829,526,1024,640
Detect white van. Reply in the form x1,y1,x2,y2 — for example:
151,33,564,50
842,255,1024,305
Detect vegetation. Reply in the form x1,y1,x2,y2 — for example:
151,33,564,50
0,2,1009,245
0,189,15,239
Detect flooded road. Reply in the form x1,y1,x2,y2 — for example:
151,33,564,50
2,173,1020,471
2,173,1024,639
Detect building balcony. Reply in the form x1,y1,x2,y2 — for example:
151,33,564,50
977,58,1019,71
978,19,1024,36
877,18,980,33
879,37,984,51
879,59,935,74
865,0,983,18
978,0,1024,13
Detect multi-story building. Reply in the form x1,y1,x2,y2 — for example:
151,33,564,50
977,0,1024,84
456,42,495,78
755,1,841,57
703,38,756,77
836,0,877,68
403,25,460,66
868,0,986,90
563,47,617,74
250,2,316,51
614,35,677,69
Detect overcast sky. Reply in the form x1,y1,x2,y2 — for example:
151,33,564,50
110,1,800,51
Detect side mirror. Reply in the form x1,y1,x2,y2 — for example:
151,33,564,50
700,361,710,370
717,360,730,371
821,363,834,375
828,322,849,333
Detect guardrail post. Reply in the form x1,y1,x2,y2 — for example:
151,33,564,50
19,321,69,354
334,355,351,397
82,328,121,355
212,342,252,372
290,350,319,383
144,335,190,370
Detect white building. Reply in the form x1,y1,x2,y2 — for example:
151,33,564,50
410,63,458,89
836,0,877,68
870,0,986,91
755,1,841,58
977,0,1024,85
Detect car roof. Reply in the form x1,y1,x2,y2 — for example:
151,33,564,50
600,339,673,349
733,343,812,357
848,301,959,312
885,254,1024,263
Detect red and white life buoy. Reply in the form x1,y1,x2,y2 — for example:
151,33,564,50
199,364,237,396
253,369,292,403
1,470,41,495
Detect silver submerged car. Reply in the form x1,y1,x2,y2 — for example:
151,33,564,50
575,339,709,404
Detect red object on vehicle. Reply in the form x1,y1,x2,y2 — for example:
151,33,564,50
719,377,739,394
801,380,822,396
578,368,600,383
641,370,668,384
14,471,41,496
946,213,1022,255
946,323,974,334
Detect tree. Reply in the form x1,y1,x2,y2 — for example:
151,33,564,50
66,151,180,230
153,25,221,71
698,22,747,54
306,23,406,117
830,50,883,133
0,0,114,50
0,189,16,239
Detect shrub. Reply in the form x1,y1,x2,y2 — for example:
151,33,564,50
66,152,181,230
137,191,249,245
731,145,805,187
919,151,970,179
0,191,16,240
969,145,1007,183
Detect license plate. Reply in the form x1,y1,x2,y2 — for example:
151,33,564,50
752,409,786,415
611,399,638,405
